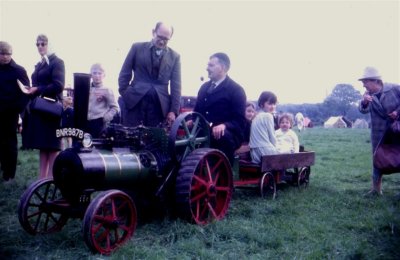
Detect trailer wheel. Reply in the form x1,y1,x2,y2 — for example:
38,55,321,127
260,172,276,199
18,178,68,235
169,112,210,163
82,190,137,255
297,167,310,188
175,148,233,225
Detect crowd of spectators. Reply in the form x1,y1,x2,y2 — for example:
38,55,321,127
1,22,398,199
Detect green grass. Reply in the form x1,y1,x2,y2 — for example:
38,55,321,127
1,128,399,259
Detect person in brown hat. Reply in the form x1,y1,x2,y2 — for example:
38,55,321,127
358,66,400,196
0,41,30,182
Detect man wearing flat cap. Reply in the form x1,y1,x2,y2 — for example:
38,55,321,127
358,66,400,196
0,41,30,182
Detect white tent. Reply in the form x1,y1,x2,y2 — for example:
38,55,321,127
324,116,347,128
352,119,369,129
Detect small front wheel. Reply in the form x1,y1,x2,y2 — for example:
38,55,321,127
18,178,68,235
82,190,137,255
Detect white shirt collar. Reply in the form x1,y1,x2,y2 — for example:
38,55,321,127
41,55,49,65
212,75,227,88
40,51,54,65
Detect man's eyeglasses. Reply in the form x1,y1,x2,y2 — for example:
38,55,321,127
36,42,47,47
155,34,170,42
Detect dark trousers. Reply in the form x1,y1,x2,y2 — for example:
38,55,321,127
86,118,105,138
123,88,164,127
0,112,19,180
210,129,240,166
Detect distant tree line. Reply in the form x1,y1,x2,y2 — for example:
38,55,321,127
182,84,370,126
275,84,370,126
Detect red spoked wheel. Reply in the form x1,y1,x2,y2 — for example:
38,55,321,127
297,167,310,188
260,172,276,199
82,190,137,255
18,178,68,235
175,148,233,225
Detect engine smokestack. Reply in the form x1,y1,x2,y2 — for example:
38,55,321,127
73,73,91,131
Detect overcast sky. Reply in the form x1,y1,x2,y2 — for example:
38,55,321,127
1,0,399,104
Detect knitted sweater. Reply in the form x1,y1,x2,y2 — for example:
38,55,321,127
87,84,119,122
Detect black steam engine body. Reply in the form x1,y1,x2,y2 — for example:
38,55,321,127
18,73,234,255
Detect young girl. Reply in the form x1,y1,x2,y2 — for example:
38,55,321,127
275,113,299,154
244,101,256,142
235,102,257,160
249,91,278,164
245,102,256,121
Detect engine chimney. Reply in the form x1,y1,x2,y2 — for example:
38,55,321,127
73,73,91,131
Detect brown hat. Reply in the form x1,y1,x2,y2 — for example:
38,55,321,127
0,41,12,55
358,66,382,81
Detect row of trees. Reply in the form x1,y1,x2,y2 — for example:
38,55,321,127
277,84,369,126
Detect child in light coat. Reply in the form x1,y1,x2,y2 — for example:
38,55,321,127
275,113,299,154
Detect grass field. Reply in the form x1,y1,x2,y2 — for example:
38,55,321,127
0,128,399,259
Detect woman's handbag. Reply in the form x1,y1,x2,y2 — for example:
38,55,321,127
373,129,400,174
30,96,63,117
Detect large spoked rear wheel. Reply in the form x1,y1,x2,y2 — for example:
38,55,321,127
297,167,310,188
260,172,276,199
169,112,210,163
175,148,233,225
82,190,137,255
18,178,68,235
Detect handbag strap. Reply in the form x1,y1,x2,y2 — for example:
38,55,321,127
41,96,57,102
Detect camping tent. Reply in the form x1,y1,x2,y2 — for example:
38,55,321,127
324,116,347,128
304,117,313,128
352,118,369,129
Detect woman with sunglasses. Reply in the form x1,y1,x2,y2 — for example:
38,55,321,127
22,34,65,179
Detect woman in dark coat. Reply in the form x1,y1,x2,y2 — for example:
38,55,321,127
22,34,65,179
359,66,400,195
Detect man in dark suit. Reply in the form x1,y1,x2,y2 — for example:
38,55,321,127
0,41,30,182
194,52,247,164
118,22,181,127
